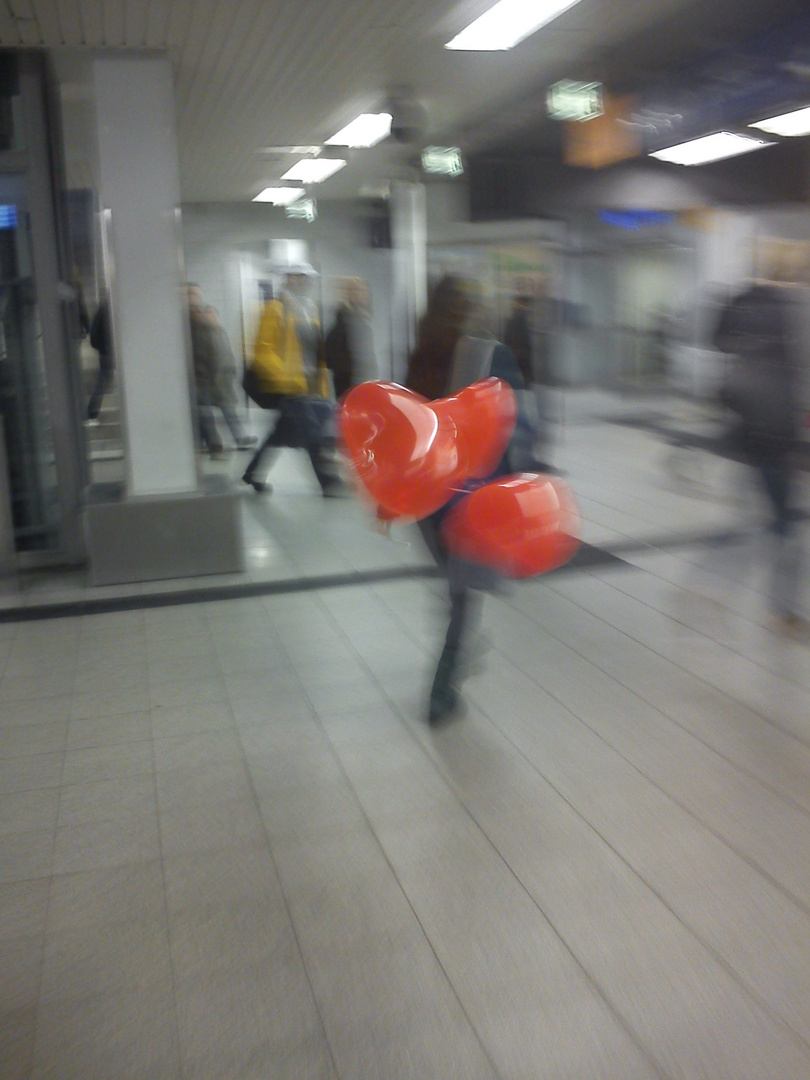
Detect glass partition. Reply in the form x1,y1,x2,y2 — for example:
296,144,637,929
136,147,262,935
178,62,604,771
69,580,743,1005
0,171,61,552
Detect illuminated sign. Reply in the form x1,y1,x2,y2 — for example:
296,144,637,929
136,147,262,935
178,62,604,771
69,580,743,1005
547,80,603,122
0,204,18,229
285,197,317,223
599,210,675,230
421,146,464,176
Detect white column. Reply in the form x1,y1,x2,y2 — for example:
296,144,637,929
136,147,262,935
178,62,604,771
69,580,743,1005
93,56,197,496
389,182,427,382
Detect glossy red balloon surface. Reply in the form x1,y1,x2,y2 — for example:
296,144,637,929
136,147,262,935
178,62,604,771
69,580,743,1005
441,474,581,578
432,377,517,479
340,382,462,519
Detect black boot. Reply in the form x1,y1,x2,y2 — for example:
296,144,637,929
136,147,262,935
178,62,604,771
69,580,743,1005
428,646,461,726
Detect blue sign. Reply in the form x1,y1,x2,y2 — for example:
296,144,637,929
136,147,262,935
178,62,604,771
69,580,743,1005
599,210,675,230
0,204,17,229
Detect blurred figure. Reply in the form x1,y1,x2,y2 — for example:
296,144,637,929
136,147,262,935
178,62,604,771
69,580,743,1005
324,277,378,398
242,266,343,496
714,276,805,630
406,275,526,725
503,292,533,387
504,276,556,470
203,305,256,450
72,268,90,340
86,296,113,423
187,285,225,457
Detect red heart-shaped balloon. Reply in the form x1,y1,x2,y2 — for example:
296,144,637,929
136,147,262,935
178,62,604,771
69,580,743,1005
432,378,517,479
442,474,581,578
340,382,463,519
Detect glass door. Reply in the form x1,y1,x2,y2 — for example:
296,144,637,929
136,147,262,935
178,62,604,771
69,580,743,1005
0,51,87,570
0,171,61,553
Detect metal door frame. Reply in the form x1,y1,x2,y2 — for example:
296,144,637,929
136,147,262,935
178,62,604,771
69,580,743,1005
0,51,86,569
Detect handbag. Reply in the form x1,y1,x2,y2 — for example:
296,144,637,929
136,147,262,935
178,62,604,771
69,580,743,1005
242,365,282,410
273,395,336,448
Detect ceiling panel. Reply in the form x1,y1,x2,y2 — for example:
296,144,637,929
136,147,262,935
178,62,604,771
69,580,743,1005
1,0,804,201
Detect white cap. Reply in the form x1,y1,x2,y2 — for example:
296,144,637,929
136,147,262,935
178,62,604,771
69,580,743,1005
284,262,318,278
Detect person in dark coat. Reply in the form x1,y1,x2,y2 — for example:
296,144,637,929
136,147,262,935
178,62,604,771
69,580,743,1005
406,276,526,724
86,297,114,422
324,278,378,398
503,294,533,387
204,306,256,450
714,281,804,628
188,292,224,456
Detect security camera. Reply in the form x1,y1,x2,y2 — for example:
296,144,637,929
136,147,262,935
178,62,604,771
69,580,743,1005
385,90,428,144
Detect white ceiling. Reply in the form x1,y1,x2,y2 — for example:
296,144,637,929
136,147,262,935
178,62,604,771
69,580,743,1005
0,0,794,202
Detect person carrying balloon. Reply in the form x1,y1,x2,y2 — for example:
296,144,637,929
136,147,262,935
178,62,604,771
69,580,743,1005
405,276,532,723
341,276,580,727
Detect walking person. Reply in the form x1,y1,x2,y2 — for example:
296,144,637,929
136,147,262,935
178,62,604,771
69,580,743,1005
324,277,378,398
242,266,343,496
187,289,225,457
406,276,527,724
86,296,114,423
204,305,256,450
714,277,806,631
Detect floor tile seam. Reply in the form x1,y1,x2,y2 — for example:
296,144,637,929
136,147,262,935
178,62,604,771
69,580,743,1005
376,741,658,1080
465,683,810,1070
25,750,61,1076
0,566,446,626
311,589,656,1080
226,692,344,1080
0,524,773,631
577,563,810,695
280,589,509,1076
537,576,810,754
481,639,810,920
480,629,810,910
501,597,810,823
0,744,69,765
626,530,784,601
150,730,195,1080
303,707,508,1080
346,666,668,1080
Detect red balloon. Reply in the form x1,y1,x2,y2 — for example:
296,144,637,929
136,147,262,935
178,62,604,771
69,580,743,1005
432,378,517,479
441,474,581,578
340,382,463,519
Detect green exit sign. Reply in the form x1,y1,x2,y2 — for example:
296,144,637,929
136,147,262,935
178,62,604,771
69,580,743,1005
547,80,603,122
285,198,317,223
421,146,464,177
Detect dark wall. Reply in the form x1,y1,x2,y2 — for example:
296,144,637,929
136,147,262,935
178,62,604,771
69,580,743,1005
469,141,810,220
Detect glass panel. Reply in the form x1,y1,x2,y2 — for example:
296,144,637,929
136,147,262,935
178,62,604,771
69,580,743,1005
0,172,61,552
0,53,25,152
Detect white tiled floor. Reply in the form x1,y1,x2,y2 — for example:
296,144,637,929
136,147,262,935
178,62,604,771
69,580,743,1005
2,390,810,1079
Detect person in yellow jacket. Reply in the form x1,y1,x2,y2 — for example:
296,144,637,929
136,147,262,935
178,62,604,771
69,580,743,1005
242,266,343,495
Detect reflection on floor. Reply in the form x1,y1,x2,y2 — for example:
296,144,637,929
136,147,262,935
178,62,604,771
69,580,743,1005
1,390,810,1078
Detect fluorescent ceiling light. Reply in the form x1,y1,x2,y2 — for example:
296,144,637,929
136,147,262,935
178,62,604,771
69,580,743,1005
255,145,322,157
750,105,810,137
281,158,347,183
445,0,583,51
252,186,306,205
650,131,772,166
326,113,392,148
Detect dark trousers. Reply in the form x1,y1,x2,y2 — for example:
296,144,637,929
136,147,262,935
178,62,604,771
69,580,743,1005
418,516,479,674
753,453,801,617
87,355,113,420
242,399,335,492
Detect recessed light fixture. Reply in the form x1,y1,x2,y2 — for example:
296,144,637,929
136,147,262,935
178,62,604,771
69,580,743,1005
650,131,772,166
252,187,306,205
445,0,583,51
750,105,810,137
281,158,347,183
255,145,322,157
326,113,392,148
